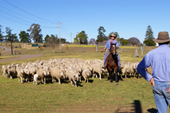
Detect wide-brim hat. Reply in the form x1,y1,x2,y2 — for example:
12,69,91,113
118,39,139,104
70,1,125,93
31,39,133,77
153,32,170,43
109,34,116,39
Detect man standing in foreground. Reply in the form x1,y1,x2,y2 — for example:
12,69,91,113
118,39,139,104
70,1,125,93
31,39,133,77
137,32,170,113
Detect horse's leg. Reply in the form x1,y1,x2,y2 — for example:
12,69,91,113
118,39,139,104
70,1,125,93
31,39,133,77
109,71,113,83
115,70,118,85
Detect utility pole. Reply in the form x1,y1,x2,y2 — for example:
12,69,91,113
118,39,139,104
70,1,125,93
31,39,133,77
71,33,72,43
58,22,61,52
77,32,80,45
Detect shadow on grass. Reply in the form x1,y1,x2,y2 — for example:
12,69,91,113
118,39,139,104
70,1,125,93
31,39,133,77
114,100,145,113
147,108,157,113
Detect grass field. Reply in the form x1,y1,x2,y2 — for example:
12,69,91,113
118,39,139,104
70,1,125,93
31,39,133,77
0,43,167,113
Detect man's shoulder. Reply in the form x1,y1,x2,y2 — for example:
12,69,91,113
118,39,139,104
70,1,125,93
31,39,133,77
147,46,170,55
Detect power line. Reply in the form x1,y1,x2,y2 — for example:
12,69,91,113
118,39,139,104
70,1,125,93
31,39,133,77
0,5,47,24
0,10,58,29
3,0,56,23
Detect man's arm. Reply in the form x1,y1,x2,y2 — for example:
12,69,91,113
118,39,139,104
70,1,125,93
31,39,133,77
101,48,106,53
137,54,153,81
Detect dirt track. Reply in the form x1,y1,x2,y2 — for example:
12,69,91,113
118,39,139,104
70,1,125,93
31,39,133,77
0,46,11,53
0,46,43,63
0,55,43,63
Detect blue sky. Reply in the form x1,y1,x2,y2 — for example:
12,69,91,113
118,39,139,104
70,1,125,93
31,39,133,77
0,0,170,43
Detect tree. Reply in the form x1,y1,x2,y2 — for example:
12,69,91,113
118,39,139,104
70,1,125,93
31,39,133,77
44,34,58,52
44,34,50,42
0,25,3,42
128,37,140,46
11,34,19,42
19,31,30,43
119,38,129,46
5,27,16,54
74,31,88,44
59,38,66,43
36,34,43,43
89,38,96,45
27,23,41,43
143,25,156,46
96,26,107,42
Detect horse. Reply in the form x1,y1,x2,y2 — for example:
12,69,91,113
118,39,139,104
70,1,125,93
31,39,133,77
105,43,119,85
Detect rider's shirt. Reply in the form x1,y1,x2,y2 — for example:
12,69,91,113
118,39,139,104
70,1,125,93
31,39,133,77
105,39,119,50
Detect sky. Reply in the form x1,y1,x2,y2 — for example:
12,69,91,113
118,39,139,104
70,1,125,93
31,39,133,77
0,0,170,43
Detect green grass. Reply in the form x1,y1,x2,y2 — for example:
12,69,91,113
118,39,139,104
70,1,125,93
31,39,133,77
0,76,155,113
0,45,163,112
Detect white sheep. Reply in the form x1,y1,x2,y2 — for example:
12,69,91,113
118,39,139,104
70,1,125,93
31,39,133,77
50,67,66,84
82,68,91,83
66,69,80,87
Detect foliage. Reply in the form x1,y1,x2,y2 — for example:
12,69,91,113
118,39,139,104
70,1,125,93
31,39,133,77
27,23,42,43
36,34,43,43
144,39,156,46
128,37,140,46
44,34,58,52
0,25,3,42
5,27,19,42
119,38,129,45
59,38,67,43
19,31,31,43
74,31,88,44
88,38,96,45
96,26,107,42
44,34,50,42
143,25,156,46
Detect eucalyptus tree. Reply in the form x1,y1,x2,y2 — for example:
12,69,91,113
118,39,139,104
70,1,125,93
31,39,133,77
27,23,41,43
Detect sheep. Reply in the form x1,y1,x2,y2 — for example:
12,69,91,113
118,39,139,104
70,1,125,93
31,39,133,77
50,67,66,84
7,66,17,79
66,69,80,87
82,68,91,83
121,62,140,78
36,68,50,84
2,65,8,78
91,64,103,79
33,74,39,85
16,67,25,83
122,64,133,78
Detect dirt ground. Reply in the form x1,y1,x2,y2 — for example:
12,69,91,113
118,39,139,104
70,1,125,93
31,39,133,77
0,55,43,63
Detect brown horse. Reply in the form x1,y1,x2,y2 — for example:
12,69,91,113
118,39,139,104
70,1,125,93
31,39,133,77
106,43,119,85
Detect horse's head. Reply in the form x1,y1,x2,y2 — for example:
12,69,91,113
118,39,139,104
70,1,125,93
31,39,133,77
110,43,116,55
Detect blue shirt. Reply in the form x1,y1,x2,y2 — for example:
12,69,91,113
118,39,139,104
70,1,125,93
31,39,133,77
105,39,119,50
137,44,170,81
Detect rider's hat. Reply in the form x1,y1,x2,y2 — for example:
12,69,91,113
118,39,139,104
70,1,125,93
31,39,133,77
109,34,116,38
153,32,170,43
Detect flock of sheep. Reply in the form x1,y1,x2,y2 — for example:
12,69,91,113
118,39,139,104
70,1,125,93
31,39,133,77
1,58,140,87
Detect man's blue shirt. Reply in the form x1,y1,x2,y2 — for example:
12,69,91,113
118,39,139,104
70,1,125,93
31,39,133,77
105,39,119,50
137,44,170,81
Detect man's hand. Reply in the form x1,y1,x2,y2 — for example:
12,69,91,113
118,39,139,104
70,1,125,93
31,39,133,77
150,78,155,86
101,50,104,53
167,87,170,93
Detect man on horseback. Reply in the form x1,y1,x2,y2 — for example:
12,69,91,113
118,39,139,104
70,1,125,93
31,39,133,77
101,33,121,71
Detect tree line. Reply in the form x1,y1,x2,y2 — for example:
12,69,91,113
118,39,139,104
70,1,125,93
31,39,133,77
0,24,156,46
0,24,67,44
88,25,156,46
